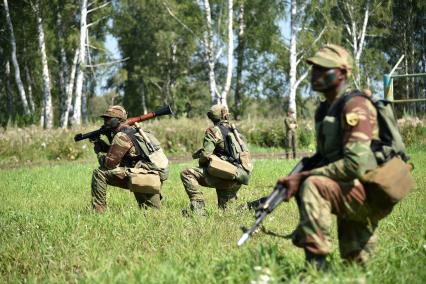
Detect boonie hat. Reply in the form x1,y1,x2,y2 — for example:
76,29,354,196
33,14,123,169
207,104,228,121
100,105,127,120
306,44,353,76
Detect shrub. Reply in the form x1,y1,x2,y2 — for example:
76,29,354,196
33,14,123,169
0,116,424,167
398,116,426,147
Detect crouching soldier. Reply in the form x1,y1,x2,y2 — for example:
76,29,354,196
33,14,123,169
276,44,415,269
91,105,169,212
180,104,253,214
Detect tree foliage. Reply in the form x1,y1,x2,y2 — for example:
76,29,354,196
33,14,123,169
0,0,424,127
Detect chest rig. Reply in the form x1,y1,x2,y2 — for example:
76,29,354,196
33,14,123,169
315,96,348,163
120,127,168,171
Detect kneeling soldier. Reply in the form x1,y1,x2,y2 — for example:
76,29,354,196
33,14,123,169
276,44,414,268
91,105,169,212
180,104,253,214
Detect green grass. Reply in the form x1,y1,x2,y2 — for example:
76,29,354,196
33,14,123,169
1,149,425,283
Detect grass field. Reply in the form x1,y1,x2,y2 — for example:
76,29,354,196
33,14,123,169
1,148,425,283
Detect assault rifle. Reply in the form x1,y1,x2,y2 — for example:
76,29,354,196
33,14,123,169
74,105,173,142
237,153,323,247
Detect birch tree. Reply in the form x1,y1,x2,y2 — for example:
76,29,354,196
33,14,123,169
234,1,245,119
24,66,35,113
71,0,88,126
60,49,79,128
56,8,69,124
287,0,299,116
287,0,325,118
5,61,14,121
219,0,234,107
198,0,219,104
34,0,54,129
198,0,234,107
336,0,371,88
3,0,30,115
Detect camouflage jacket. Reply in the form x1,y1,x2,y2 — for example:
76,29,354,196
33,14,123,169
284,116,297,132
310,91,379,182
198,121,231,166
97,127,169,179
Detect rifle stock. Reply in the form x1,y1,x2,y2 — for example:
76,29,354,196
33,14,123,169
237,153,323,247
74,105,173,142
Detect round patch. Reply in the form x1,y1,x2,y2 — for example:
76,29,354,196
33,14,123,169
346,112,360,126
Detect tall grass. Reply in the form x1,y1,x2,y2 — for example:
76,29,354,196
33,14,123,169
1,116,424,167
1,147,425,283
0,117,307,167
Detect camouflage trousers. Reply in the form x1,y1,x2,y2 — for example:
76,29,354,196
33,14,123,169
292,175,390,263
180,167,242,209
285,130,297,159
91,167,161,211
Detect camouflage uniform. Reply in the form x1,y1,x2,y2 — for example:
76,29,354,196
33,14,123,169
291,44,394,264
92,106,168,212
284,113,297,159
180,105,252,210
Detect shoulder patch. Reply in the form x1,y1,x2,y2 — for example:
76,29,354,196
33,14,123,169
346,112,360,126
113,132,133,148
206,127,217,137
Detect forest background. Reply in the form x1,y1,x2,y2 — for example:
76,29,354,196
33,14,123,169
1,0,425,128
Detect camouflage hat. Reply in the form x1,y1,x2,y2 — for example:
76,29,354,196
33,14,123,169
100,105,127,120
306,44,353,76
207,104,229,121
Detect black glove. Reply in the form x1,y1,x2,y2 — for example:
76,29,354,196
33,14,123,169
92,139,109,154
192,148,203,159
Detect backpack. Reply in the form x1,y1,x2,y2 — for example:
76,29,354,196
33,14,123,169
341,90,409,164
217,123,253,173
340,91,414,208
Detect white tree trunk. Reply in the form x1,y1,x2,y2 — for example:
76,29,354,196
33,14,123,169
234,2,245,119
219,0,234,108
71,0,88,126
341,1,370,88
288,0,298,118
5,61,14,121
354,1,369,87
3,0,30,115
61,48,79,128
35,1,53,129
56,9,68,121
200,0,219,104
82,81,88,123
25,66,35,113
140,78,148,115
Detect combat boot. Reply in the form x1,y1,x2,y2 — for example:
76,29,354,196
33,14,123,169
305,249,327,270
93,203,107,213
217,192,238,210
182,200,206,216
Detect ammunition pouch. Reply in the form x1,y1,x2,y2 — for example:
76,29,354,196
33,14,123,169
361,157,415,209
239,151,253,173
127,168,162,194
207,155,238,180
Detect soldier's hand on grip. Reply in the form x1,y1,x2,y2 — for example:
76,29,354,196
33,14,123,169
92,139,109,154
276,171,311,201
192,148,203,159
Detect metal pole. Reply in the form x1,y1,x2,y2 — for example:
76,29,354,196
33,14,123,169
389,55,405,76
384,74,393,101
391,73,426,78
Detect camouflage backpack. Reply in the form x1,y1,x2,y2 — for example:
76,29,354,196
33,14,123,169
216,123,253,173
122,127,169,181
340,90,408,164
